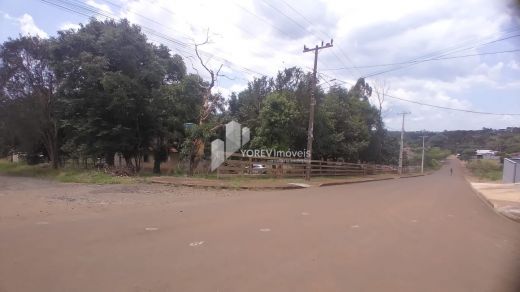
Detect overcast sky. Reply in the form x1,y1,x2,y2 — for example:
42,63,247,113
1,0,519,131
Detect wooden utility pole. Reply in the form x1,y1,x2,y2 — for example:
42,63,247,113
420,134,428,174
303,39,333,181
398,112,411,175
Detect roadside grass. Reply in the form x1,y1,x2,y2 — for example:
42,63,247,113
0,159,400,187
0,160,140,184
466,160,502,181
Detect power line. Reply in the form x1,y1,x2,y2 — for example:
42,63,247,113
320,26,520,82
322,48,520,71
40,0,520,118
102,0,310,78
384,94,520,116
259,0,308,33
318,75,520,116
362,32,520,78
258,0,358,78
40,0,270,81
232,1,296,40
317,74,334,88
99,0,194,43
276,0,362,76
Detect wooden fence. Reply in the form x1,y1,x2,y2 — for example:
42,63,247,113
217,154,420,178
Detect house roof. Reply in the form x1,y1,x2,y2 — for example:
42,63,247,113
476,150,496,155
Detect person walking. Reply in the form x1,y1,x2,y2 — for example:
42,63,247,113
450,168,453,176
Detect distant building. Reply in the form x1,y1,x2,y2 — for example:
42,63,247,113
475,149,498,160
508,152,520,159
503,158,520,183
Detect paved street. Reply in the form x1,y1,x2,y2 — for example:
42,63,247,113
1,158,519,292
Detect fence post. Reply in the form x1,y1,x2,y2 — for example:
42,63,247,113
514,161,518,183
248,156,252,175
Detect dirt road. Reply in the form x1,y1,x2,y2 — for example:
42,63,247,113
1,158,519,292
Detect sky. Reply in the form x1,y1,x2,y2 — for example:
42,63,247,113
1,0,520,131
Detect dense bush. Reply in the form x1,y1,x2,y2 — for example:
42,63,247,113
466,160,502,181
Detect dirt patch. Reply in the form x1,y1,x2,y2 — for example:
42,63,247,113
0,175,241,224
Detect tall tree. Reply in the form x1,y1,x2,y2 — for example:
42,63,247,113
227,92,239,119
0,36,60,168
148,44,187,174
150,73,203,174
52,19,182,172
316,80,379,162
183,34,225,175
366,79,390,163
251,92,299,150
237,76,273,133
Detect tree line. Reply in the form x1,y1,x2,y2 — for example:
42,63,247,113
404,128,520,161
0,18,399,174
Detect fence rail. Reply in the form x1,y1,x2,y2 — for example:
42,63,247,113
217,154,419,178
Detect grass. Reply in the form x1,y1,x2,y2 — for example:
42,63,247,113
0,160,140,184
0,159,396,187
466,159,503,181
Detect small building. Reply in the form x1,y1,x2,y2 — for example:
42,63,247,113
475,149,498,160
503,158,520,183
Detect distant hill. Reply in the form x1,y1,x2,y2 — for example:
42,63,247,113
389,127,520,160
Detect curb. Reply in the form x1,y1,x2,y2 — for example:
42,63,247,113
399,173,427,179
150,180,305,190
318,177,395,187
462,177,520,223
318,173,428,187
465,179,495,208
151,172,431,190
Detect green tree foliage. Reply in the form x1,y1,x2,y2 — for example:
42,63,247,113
237,76,274,134
421,147,451,169
316,81,379,161
0,36,60,168
232,74,395,163
251,92,299,150
51,19,186,172
0,17,405,175
405,128,520,161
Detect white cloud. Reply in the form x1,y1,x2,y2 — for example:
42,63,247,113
3,13,48,38
59,22,81,31
212,83,247,98
86,0,112,13
43,0,519,130
507,60,520,70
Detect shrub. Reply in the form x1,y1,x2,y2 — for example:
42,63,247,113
466,159,502,181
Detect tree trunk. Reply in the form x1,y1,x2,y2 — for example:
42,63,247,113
105,152,115,166
51,151,59,169
134,154,141,173
42,128,59,169
189,138,205,176
153,156,161,174
123,154,135,174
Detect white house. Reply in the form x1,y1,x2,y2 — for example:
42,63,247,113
475,149,498,160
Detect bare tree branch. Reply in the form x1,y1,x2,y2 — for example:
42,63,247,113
373,79,390,117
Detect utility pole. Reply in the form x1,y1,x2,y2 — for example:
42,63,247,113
303,39,333,181
397,112,411,175
420,134,428,174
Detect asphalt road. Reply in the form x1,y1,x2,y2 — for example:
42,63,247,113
1,158,519,292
